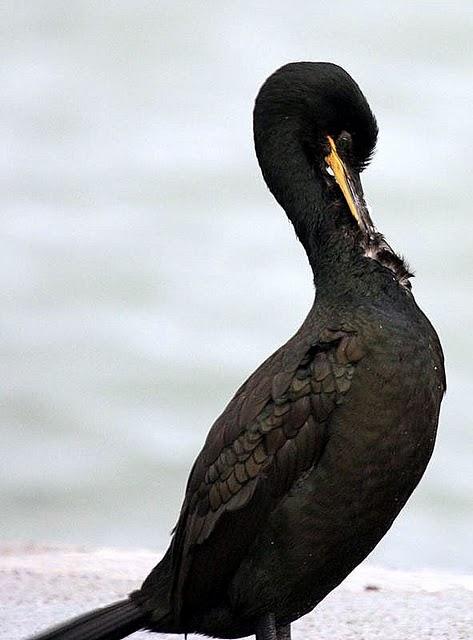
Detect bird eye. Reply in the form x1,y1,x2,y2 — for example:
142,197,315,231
336,131,353,156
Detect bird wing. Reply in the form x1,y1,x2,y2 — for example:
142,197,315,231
169,328,365,615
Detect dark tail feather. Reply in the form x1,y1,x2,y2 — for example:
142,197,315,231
27,598,146,640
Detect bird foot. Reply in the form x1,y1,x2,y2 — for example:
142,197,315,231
256,614,291,640
256,613,277,640
277,623,291,640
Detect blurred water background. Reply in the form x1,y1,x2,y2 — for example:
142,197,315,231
1,2,472,571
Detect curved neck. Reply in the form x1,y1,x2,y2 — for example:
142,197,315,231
255,119,323,250
254,119,366,291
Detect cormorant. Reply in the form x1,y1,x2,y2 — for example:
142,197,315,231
27,62,445,640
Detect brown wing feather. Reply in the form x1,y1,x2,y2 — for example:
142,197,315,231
170,329,365,618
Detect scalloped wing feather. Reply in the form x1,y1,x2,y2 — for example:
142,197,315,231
170,329,365,618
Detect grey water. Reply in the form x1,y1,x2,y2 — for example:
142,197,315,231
1,2,472,571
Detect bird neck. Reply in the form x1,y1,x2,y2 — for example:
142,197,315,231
255,121,371,294
310,219,374,299
255,118,407,301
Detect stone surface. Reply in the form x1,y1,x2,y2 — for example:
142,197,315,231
1,543,472,640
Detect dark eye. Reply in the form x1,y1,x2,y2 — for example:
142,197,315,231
336,131,353,156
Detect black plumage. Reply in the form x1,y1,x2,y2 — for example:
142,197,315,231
27,62,445,640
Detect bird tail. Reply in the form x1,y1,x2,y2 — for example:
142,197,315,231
26,598,146,640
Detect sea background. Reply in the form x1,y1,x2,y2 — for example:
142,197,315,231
1,2,472,571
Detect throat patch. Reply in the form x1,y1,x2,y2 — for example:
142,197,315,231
362,232,413,289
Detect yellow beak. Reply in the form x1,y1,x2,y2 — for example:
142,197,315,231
325,135,374,236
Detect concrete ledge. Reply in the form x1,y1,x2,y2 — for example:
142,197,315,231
1,543,472,640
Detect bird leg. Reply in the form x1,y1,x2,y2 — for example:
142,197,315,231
277,623,291,640
256,613,277,640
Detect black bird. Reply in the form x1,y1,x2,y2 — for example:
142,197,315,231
28,62,445,640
